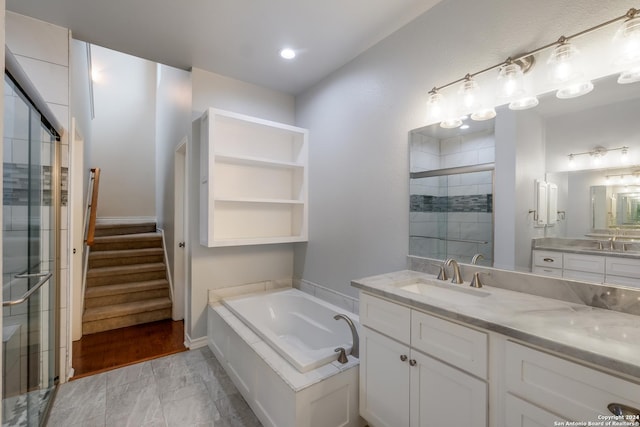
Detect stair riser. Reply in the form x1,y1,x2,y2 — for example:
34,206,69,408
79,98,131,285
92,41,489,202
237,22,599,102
89,254,164,269
83,308,172,335
94,224,157,237
85,289,170,308
91,239,162,251
87,270,166,287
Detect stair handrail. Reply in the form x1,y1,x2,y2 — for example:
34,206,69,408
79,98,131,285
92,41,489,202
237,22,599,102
81,168,100,322
85,168,101,246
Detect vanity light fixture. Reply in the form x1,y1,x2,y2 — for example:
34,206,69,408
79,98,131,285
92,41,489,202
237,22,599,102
605,170,640,182
426,88,446,122
567,146,629,168
458,74,497,121
547,37,594,99
614,9,640,84
425,7,639,125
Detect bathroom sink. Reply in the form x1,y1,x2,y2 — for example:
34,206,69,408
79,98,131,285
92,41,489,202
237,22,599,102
394,277,490,302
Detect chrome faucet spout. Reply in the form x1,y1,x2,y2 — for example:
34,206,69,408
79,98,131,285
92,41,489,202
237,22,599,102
334,314,359,358
445,258,463,284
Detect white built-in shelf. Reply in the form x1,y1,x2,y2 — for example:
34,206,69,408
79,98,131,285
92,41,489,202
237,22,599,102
198,108,309,247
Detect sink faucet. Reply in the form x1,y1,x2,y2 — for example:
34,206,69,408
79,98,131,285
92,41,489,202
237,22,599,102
334,314,359,358
471,254,484,265
445,258,463,284
610,235,617,250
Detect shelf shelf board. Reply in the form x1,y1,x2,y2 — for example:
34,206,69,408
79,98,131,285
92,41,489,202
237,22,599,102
214,197,304,205
211,235,308,247
215,153,303,169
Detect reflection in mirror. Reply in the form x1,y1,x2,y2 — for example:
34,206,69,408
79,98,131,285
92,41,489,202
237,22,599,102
410,72,640,283
409,120,494,267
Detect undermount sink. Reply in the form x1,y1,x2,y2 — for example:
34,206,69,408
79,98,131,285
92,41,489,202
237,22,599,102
394,277,490,301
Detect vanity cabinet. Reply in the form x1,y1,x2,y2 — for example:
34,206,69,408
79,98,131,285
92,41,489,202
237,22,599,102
504,341,640,423
359,293,487,427
198,108,308,247
532,249,640,287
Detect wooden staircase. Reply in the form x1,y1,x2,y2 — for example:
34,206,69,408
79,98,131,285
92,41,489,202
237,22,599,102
83,222,172,335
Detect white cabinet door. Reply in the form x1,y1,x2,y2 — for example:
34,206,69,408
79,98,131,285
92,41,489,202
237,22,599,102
504,394,561,427
563,253,605,274
410,350,487,427
361,326,411,427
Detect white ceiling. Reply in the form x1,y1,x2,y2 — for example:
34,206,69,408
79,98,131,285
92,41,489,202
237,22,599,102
6,0,442,95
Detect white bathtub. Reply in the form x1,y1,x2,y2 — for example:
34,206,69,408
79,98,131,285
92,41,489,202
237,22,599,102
222,288,358,372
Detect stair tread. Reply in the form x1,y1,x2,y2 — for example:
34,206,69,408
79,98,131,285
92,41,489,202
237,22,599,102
85,279,169,298
83,297,172,322
95,222,156,229
89,247,164,259
86,262,166,277
93,232,161,242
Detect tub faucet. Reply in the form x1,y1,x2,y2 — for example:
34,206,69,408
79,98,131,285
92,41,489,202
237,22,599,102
445,258,463,284
334,314,359,358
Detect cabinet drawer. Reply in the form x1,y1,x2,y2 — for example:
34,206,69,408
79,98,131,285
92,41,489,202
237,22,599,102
411,310,487,379
605,274,640,288
360,293,411,345
505,341,640,421
563,253,605,274
504,394,561,427
532,266,562,278
532,251,562,268
562,269,604,283
606,257,640,279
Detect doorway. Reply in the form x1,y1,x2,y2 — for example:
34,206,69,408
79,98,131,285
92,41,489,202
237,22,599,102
2,74,59,426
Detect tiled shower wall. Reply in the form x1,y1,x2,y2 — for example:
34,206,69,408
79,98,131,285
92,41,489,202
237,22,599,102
409,129,495,264
6,12,72,382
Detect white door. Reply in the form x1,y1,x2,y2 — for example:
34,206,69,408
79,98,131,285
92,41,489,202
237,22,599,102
360,327,411,427
172,139,187,320
410,350,487,427
69,118,84,342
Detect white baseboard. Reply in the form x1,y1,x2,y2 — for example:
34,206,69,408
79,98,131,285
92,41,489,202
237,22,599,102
96,216,157,224
185,333,208,349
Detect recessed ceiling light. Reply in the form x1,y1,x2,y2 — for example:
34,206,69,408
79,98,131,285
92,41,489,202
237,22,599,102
460,124,470,130
280,48,296,60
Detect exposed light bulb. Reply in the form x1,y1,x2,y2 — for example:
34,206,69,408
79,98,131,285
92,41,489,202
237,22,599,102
497,63,525,99
458,77,479,111
622,147,630,163
426,89,445,122
614,14,640,65
547,39,593,98
593,153,602,166
568,154,576,168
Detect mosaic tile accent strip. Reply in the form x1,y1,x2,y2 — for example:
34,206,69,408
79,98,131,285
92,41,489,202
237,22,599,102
3,163,68,206
410,194,492,213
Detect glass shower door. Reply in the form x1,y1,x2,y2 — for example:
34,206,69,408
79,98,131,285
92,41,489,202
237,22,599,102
3,75,57,426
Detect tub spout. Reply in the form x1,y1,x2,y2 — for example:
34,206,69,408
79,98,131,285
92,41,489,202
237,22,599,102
333,314,359,358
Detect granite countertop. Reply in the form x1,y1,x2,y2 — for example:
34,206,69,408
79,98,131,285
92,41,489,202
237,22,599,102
352,269,640,379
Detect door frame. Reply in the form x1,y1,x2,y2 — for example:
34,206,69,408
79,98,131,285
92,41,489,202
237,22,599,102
172,138,188,320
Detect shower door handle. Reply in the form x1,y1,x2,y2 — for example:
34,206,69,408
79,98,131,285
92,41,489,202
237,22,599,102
3,273,53,307
15,271,51,279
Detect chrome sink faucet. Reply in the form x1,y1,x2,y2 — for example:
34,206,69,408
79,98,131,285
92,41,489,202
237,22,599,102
445,258,463,284
334,314,359,358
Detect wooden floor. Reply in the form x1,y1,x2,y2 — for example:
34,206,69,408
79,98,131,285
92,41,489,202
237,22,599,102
71,319,187,379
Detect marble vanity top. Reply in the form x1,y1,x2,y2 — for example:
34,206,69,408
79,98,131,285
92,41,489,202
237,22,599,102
533,237,640,258
352,270,640,379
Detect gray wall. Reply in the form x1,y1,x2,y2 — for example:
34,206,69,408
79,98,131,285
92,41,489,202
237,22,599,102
293,0,634,296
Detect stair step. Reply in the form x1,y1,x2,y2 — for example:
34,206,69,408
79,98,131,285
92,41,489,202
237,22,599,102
84,279,170,308
82,298,172,335
86,263,166,287
94,222,157,237
89,247,164,268
91,232,162,251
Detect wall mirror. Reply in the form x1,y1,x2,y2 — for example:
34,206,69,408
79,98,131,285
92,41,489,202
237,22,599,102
409,72,640,278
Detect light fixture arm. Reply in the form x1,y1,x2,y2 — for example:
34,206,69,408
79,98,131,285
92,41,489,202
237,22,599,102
430,7,640,93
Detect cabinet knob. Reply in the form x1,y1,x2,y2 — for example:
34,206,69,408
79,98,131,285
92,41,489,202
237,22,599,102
400,354,408,362
409,359,417,366
608,402,640,417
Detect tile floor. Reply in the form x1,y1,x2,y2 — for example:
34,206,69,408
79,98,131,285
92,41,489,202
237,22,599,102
46,347,263,427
